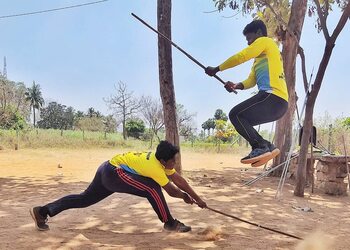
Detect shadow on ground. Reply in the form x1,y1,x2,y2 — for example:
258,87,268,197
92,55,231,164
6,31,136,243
0,167,349,249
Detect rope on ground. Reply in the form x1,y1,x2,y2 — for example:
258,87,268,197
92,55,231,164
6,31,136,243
206,206,303,240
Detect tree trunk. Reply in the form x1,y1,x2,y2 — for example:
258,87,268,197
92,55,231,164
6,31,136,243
272,0,307,176
295,43,336,196
122,116,127,140
157,0,182,173
295,0,350,196
294,106,313,196
33,106,36,128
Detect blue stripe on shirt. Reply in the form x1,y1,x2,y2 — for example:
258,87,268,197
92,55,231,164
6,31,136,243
119,164,138,174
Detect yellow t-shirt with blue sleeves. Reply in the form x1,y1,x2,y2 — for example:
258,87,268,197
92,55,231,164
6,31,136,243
219,37,288,102
109,152,176,187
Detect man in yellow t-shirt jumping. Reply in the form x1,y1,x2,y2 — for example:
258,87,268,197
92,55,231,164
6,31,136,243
205,20,288,167
30,141,207,232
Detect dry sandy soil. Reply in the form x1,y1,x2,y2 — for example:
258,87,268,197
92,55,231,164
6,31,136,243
1,148,349,250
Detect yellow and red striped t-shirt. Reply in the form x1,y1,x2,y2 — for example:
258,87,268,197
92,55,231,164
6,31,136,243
109,152,176,186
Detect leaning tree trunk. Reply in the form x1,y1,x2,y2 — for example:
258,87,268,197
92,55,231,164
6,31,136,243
294,1,350,195
294,44,333,196
272,0,307,176
157,0,182,173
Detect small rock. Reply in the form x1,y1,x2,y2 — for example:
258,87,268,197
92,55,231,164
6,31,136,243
292,205,313,212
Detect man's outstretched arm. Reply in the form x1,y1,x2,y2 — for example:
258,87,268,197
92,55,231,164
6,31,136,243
165,172,207,208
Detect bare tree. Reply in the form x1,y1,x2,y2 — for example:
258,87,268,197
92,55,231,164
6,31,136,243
104,81,141,140
140,96,164,147
157,0,182,172
294,0,350,197
177,103,196,128
176,103,197,138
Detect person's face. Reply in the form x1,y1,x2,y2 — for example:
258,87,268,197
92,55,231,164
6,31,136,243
161,157,176,169
245,32,261,45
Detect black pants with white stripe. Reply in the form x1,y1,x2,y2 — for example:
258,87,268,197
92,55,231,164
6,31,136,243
43,161,174,223
229,91,288,149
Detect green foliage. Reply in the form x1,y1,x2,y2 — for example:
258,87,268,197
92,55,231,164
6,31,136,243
0,127,251,154
87,107,102,118
214,109,228,121
25,81,44,127
0,106,27,130
37,102,75,130
213,0,348,38
215,119,237,142
0,128,140,149
25,81,44,109
201,118,216,135
342,117,350,128
212,0,291,41
37,102,113,133
126,118,145,139
213,0,255,14
0,76,31,125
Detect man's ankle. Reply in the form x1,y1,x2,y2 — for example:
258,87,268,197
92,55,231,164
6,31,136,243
39,206,49,218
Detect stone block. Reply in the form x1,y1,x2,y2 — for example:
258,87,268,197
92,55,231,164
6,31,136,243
316,181,347,195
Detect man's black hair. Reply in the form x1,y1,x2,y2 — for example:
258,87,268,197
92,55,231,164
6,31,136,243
243,20,267,37
155,140,179,162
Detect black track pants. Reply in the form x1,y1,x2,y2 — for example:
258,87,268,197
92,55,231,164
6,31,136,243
229,91,288,149
43,161,174,223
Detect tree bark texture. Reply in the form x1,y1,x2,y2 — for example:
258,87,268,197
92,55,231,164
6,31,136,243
157,0,182,173
272,0,307,176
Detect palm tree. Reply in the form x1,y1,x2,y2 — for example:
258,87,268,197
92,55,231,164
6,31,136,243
202,121,209,137
25,81,44,128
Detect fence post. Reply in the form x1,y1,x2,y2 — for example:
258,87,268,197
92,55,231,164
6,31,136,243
15,129,19,150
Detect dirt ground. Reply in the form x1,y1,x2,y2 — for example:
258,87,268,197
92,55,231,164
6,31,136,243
1,148,349,250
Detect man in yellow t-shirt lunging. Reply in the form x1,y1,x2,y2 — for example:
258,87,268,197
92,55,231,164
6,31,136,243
206,20,288,167
30,141,207,232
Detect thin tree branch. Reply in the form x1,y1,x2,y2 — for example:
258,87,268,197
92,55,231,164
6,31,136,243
330,1,350,43
325,0,329,21
314,0,330,39
297,46,309,93
309,1,350,100
203,9,219,14
221,10,241,18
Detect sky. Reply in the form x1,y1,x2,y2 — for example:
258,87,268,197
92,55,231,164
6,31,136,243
0,0,349,131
